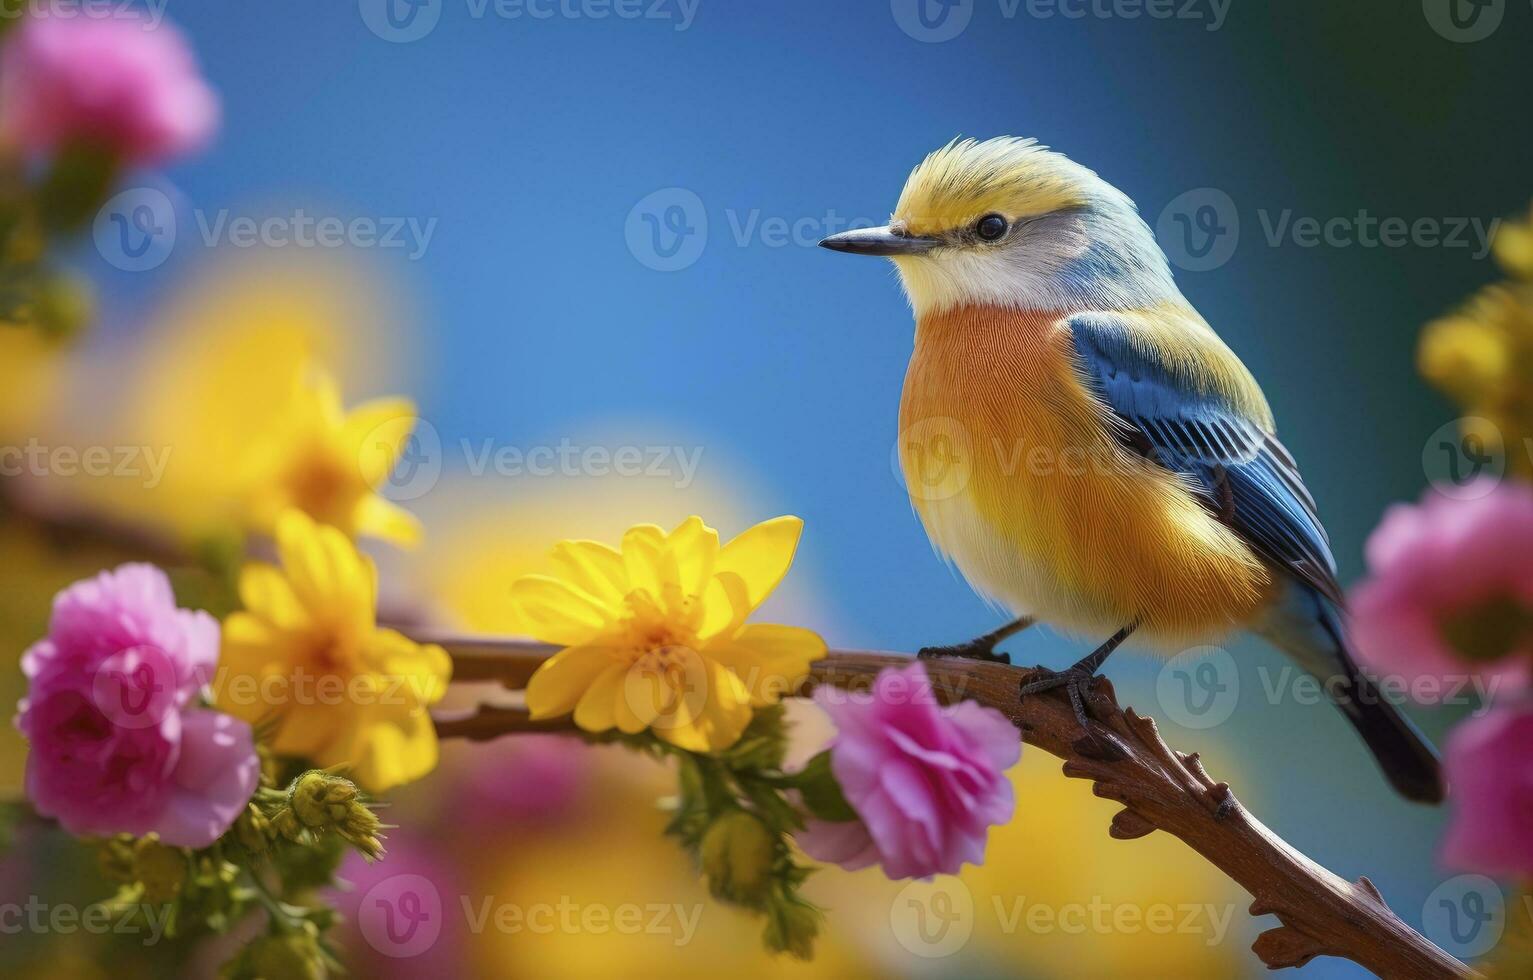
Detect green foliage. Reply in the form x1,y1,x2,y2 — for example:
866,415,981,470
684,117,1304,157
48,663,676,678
632,705,827,959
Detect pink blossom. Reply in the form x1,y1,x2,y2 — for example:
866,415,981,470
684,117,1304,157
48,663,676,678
796,660,1020,879
1441,703,1533,876
15,564,258,848
329,833,466,975
0,15,218,166
450,734,589,827
1350,481,1533,697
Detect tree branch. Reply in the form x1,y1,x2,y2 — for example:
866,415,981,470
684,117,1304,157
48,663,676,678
425,633,1476,980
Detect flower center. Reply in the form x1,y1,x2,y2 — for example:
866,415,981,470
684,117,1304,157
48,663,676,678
285,443,356,524
618,587,701,666
1439,593,1533,663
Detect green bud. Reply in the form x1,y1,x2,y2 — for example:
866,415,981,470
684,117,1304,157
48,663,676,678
270,770,385,860
700,812,777,906
226,928,329,980
135,839,188,905
762,899,820,960
233,803,271,856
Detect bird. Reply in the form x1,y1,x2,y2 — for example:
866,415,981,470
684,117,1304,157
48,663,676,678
819,137,1443,804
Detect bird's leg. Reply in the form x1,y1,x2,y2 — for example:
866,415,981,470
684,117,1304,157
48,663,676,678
1019,621,1140,730
917,616,1036,665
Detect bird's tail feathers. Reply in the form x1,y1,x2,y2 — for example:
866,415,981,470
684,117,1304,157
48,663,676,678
1262,588,1444,805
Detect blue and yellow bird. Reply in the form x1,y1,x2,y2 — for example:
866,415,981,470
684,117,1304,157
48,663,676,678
820,137,1442,803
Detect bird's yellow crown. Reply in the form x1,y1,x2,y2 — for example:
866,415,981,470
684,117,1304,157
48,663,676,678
894,137,1107,236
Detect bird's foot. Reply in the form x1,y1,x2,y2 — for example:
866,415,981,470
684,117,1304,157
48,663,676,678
917,640,1011,665
1018,664,1102,732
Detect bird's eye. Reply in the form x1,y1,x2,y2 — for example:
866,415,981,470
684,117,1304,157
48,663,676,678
976,213,1008,241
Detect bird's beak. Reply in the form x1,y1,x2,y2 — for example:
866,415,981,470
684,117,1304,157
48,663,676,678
818,225,940,256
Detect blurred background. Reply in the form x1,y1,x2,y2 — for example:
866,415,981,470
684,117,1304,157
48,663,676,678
2,1,1530,976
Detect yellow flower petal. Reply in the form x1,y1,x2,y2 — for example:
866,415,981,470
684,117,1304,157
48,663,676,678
352,494,423,549
573,664,628,732
697,571,752,641
621,660,677,732
524,643,618,719
713,515,803,611
507,575,611,645
708,623,825,706
664,515,719,600
237,562,307,630
620,523,667,598
550,539,628,608
344,397,418,486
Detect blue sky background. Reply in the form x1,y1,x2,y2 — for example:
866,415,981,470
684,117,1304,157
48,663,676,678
75,2,1533,975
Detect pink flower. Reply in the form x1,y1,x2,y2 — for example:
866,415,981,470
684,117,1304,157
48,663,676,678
15,564,259,848
329,833,467,975
796,660,1020,879
450,734,589,827
1350,481,1533,698
1440,703,1533,876
0,15,218,166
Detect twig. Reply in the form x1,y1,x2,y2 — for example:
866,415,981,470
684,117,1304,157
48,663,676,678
426,633,1476,980
0,494,1474,978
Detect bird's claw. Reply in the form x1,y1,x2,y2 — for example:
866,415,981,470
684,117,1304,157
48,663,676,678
1019,665,1101,731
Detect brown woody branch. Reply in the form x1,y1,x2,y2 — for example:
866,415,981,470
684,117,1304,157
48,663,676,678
426,634,1476,980
0,494,1474,977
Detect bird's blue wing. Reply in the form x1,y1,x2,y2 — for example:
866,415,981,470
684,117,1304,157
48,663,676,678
1067,312,1343,606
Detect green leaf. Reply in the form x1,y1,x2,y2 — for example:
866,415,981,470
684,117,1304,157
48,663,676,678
790,751,858,823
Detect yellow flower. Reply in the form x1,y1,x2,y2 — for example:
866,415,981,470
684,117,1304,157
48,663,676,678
514,516,825,752
1419,283,1533,478
240,366,423,547
218,510,451,792
1493,201,1533,281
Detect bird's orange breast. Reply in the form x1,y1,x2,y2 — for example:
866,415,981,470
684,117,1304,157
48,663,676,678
898,305,1272,649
